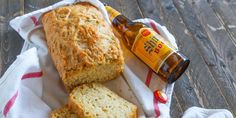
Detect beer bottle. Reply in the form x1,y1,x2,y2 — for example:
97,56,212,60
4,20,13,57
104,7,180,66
105,6,190,83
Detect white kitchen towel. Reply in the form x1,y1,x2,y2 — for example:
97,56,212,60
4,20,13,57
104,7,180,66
0,48,50,118
0,0,232,118
182,107,233,118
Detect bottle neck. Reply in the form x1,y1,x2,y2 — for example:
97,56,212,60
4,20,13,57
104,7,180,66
105,6,121,22
105,6,134,34
105,6,143,48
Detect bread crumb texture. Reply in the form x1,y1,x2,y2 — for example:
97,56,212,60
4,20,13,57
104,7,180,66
69,83,137,118
50,105,78,118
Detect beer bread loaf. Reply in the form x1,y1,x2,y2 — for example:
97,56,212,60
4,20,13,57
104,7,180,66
42,3,124,91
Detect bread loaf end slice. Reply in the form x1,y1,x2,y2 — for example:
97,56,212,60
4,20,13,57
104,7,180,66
69,83,137,118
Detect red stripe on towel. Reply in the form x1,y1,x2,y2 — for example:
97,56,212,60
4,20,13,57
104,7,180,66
154,97,161,117
145,69,153,87
145,69,161,117
3,91,19,117
30,16,39,26
148,19,161,117
149,20,161,35
21,71,43,80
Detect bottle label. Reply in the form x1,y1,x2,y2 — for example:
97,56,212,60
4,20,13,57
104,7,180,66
131,28,176,72
105,6,121,22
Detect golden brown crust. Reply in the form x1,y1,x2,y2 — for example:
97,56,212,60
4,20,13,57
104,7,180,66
68,97,87,118
42,2,124,91
50,105,78,118
131,106,138,118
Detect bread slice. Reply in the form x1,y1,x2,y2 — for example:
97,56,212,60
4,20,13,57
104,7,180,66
50,105,78,118
42,2,124,91
68,83,137,118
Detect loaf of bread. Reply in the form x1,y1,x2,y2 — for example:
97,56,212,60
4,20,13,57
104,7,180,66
68,83,137,118
42,3,124,91
50,105,78,118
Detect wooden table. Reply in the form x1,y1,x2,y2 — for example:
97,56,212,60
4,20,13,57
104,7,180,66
1,0,236,117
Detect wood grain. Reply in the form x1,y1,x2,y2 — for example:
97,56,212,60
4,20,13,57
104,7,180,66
101,0,142,20
227,0,236,28
24,0,61,13
207,0,236,78
173,0,236,115
135,0,164,25
190,0,236,84
170,92,183,118
0,0,24,76
207,0,236,46
174,74,202,109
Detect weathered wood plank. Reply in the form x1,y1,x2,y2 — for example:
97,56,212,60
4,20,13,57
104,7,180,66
207,0,236,45
227,0,236,21
172,1,236,112
137,0,229,111
170,73,203,118
174,74,202,110
24,0,61,13
173,0,236,115
135,0,164,25
193,0,236,88
170,92,183,118
207,0,236,78
0,0,24,77
101,0,142,20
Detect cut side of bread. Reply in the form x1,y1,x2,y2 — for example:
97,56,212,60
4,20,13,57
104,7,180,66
68,83,137,118
50,105,78,118
42,2,124,91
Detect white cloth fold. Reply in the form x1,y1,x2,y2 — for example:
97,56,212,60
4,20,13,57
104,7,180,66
182,107,233,118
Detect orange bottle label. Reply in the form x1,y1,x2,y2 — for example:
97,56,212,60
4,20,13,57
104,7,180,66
131,28,176,72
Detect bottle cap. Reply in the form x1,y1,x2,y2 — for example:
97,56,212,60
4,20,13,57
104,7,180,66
154,90,167,103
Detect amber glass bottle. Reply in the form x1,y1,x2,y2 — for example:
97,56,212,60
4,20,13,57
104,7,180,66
105,6,190,83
